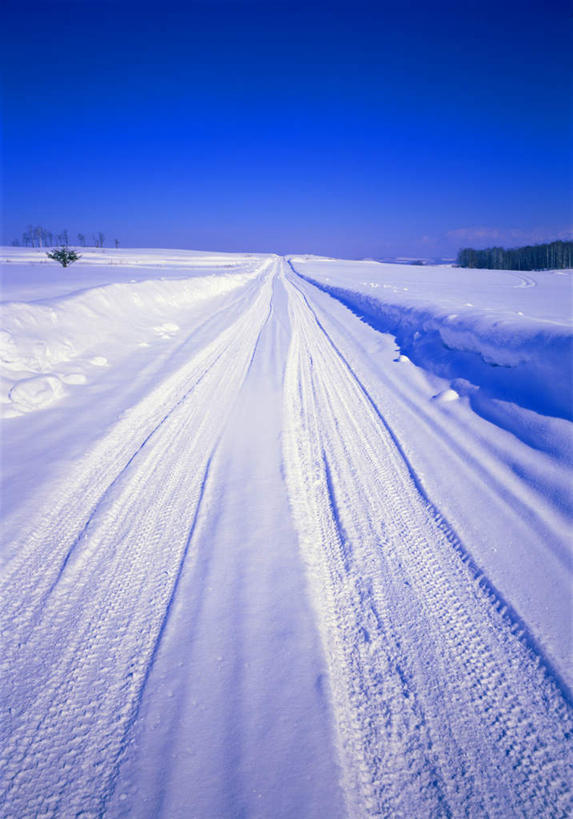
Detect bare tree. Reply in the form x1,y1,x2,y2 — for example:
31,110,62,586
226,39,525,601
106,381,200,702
77,233,86,247
97,232,105,248
37,227,51,247
114,238,119,248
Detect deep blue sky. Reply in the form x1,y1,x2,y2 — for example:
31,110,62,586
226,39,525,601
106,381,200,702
2,0,571,257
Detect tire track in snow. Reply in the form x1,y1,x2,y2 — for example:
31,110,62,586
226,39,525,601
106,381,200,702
0,261,271,607
104,271,345,818
289,269,573,678
0,264,276,816
282,268,573,817
508,271,537,288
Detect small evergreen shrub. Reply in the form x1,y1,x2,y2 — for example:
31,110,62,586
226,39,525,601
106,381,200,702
46,247,81,267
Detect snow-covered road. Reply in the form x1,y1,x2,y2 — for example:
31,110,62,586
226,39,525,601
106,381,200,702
1,250,571,817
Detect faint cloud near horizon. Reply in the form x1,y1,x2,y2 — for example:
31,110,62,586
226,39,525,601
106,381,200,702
445,226,573,247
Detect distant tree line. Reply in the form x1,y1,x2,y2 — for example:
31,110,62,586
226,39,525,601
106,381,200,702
456,240,572,270
11,225,120,249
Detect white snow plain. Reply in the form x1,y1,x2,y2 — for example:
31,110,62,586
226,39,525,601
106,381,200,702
1,247,572,817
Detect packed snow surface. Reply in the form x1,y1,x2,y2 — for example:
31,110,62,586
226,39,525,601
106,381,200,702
1,247,572,817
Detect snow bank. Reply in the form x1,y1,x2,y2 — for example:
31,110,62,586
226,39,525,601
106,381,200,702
0,272,257,415
291,260,573,420
1,248,270,301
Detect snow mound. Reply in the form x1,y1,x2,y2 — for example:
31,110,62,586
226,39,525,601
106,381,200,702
153,322,180,338
432,387,460,403
61,373,88,385
9,374,65,412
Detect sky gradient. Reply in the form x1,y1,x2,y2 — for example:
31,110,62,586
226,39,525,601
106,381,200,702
2,0,572,257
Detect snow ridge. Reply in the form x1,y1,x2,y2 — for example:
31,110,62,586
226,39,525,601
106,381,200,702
0,271,259,415
295,270,573,421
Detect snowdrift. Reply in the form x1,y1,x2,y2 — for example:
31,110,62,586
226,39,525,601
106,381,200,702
292,263,573,421
0,271,257,415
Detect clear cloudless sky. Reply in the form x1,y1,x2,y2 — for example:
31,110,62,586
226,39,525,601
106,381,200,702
1,0,572,257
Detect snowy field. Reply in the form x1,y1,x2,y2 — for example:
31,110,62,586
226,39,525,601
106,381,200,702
1,247,571,817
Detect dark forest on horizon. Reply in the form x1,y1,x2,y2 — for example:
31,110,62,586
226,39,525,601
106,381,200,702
457,240,572,271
